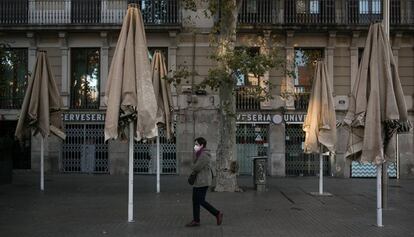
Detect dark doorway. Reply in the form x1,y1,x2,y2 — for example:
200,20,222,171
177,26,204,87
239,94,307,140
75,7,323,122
0,121,31,169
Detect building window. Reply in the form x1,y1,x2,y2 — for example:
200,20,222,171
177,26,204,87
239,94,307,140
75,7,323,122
138,0,171,24
235,47,262,111
70,48,100,110
293,48,324,110
0,48,28,109
296,0,307,14
247,0,258,13
296,0,320,14
359,0,381,14
310,0,320,14
235,47,261,87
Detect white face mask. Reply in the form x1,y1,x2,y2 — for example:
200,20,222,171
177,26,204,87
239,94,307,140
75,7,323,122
194,145,201,152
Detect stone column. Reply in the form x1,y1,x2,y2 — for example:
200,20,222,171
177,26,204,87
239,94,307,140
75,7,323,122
26,32,37,74
169,31,178,97
284,31,295,110
59,32,69,108
392,33,402,67
260,30,271,109
398,132,414,178
350,31,360,90
327,31,336,92
100,31,109,109
269,117,286,176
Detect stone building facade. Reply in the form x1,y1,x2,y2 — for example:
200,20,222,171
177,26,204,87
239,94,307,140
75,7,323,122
0,0,413,178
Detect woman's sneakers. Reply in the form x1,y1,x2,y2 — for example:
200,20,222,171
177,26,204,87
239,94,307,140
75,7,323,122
216,212,223,226
185,220,200,227
185,213,222,227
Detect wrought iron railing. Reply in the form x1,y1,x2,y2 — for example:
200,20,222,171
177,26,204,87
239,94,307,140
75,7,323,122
345,0,383,24
236,87,261,111
284,0,336,24
238,0,276,24
0,85,26,109
0,0,28,24
344,0,414,25
293,86,310,110
238,0,413,25
0,0,181,25
0,1,413,26
390,0,414,24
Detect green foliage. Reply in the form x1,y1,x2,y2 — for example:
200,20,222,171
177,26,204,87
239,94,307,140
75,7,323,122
181,0,197,11
0,43,11,72
165,0,287,104
163,65,197,87
0,43,22,74
0,43,14,87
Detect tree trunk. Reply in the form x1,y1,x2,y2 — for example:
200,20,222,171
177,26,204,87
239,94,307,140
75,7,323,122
215,83,238,191
214,0,241,192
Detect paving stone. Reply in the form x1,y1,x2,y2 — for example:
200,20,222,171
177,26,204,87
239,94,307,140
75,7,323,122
0,174,413,237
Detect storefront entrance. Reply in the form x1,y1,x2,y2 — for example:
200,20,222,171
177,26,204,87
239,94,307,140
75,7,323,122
133,126,177,174
236,123,269,175
285,124,329,176
61,123,108,173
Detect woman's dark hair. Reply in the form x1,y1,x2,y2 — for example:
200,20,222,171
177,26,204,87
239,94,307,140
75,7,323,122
194,137,207,148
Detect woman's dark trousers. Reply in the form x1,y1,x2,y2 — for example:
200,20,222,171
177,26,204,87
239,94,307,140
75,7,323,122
192,186,219,222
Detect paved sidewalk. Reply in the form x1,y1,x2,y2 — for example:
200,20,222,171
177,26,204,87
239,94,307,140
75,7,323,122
1,173,414,237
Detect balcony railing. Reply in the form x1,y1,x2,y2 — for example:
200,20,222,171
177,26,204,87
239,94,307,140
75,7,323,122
0,0,413,26
237,0,414,25
0,86,26,109
293,86,310,110
236,87,261,111
0,0,181,25
238,0,277,24
284,0,336,24
0,0,29,24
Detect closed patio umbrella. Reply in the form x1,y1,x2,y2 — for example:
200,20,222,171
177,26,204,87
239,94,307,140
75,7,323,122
15,50,65,191
151,50,173,193
343,23,412,227
303,60,336,196
104,4,157,223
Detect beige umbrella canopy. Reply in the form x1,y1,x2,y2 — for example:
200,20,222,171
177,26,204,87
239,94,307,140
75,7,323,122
104,4,157,142
344,23,412,165
151,50,173,139
15,50,65,191
104,4,157,222
303,60,336,196
15,51,65,141
151,50,173,193
303,60,336,154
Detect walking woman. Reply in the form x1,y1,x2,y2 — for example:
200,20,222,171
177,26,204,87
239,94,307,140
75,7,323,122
186,137,223,227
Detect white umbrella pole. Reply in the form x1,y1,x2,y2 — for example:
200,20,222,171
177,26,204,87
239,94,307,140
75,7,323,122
377,165,383,227
40,136,44,191
128,122,134,222
319,146,323,195
384,0,390,38
156,129,160,193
